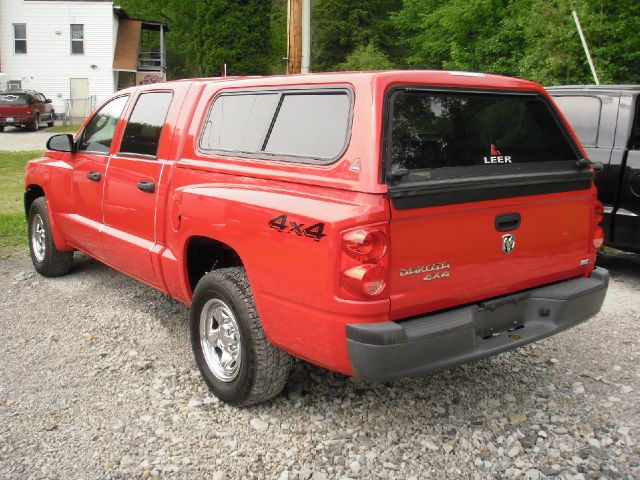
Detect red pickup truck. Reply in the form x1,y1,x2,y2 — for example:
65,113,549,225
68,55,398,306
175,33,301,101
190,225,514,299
25,71,608,406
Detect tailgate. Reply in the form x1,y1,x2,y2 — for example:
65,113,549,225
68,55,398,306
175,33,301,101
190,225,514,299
0,93,30,117
383,87,595,320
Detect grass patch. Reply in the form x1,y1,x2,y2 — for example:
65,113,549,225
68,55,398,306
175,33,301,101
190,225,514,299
0,213,27,253
45,124,81,134
0,150,43,255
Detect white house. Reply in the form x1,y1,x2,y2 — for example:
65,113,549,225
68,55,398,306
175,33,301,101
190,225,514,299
0,0,167,120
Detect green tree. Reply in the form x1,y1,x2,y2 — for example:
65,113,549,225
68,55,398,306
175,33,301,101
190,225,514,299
193,0,272,76
117,0,273,78
337,43,394,71
311,0,402,72
390,0,640,84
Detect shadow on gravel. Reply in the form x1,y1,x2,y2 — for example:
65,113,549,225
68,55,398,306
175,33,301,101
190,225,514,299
597,249,640,281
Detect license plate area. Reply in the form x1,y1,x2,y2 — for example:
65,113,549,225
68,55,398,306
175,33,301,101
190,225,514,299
6,117,14,123
475,300,525,339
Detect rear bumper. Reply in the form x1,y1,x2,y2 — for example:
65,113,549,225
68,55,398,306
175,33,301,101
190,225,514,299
347,267,609,379
0,115,33,126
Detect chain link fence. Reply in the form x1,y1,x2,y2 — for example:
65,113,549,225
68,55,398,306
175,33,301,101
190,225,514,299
62,96,97,125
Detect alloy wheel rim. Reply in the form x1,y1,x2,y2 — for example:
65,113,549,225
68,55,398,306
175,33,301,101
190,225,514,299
200,298,242,382
31,214,46,262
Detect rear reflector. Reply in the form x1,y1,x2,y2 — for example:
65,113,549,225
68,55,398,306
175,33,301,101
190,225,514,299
593,226,604,249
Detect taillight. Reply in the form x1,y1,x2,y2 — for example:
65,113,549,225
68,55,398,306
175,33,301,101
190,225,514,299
594,200,604,225
340,225,388,298
343,229,386,261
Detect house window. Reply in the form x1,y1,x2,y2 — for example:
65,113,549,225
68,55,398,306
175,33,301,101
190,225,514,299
71,24,84,54
14,24,27,54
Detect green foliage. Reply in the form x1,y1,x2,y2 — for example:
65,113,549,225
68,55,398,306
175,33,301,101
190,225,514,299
311,0,402,72
118,0,272,78
269,0,288,74
337,43,394,71
108,0,640,84
389,0,639,85
193,0,272,76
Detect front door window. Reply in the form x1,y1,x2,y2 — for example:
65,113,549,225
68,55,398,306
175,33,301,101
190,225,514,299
77,96,128,154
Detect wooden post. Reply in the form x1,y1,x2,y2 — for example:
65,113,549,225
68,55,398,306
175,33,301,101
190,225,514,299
287,0,302,74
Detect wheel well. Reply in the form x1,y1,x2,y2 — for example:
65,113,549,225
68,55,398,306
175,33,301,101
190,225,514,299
186,236,243,292
24,185,45,219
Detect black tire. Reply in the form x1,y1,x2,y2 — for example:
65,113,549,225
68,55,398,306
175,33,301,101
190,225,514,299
28,197,73,277
29,113,40,132
0,126,4,133
47,112,55,128
190,267,292,406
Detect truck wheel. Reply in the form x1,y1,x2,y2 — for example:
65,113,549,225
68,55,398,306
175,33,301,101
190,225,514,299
47,112,55,128
190,267,292,406
28,197,73,277
29,113,40,132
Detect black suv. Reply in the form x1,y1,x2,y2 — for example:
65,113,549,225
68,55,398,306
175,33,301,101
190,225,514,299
548,85,640,253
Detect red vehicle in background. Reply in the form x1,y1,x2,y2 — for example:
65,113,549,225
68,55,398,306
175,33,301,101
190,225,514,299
23,71,608,406
0,90,55,132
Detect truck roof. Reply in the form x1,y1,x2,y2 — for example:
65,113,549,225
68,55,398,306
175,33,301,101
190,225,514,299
546,84,640,93
165,70,544,92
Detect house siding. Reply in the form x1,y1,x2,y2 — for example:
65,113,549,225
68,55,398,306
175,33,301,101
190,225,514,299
0,0,116,114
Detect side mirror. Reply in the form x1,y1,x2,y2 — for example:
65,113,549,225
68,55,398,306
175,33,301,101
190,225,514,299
45,98,52,104
46,134,75,153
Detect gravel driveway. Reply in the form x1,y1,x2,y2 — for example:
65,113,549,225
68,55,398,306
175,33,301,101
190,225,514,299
1,249,638,479
0,127,58,151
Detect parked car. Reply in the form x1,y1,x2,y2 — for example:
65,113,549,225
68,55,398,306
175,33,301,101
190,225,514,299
0,90,55,132
548,85,640,253
25,71,608,406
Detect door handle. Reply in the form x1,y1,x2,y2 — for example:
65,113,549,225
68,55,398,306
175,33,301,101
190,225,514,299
137,180,155,193
87,171,101,182
495,212,521,232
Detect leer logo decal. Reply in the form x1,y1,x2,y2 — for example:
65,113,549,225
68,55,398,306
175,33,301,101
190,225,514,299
484,144,512,164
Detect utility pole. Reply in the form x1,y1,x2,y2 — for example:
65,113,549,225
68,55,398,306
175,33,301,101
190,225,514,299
287,0,310,74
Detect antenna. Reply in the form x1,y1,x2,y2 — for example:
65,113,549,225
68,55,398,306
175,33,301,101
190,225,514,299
571,8,600,85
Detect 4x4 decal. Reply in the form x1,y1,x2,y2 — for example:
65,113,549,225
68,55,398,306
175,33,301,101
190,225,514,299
268,214,326,242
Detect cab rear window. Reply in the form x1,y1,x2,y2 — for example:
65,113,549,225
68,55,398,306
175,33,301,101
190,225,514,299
387,90,579,176
0,94,30,105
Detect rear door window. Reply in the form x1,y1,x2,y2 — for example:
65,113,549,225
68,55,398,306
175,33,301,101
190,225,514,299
387,90,579,179
552,96,601,147
119,91,173,158
199,89,352,163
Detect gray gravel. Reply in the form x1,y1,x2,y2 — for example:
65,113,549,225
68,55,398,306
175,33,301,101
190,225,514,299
0,125,62,151
1,249,638,479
